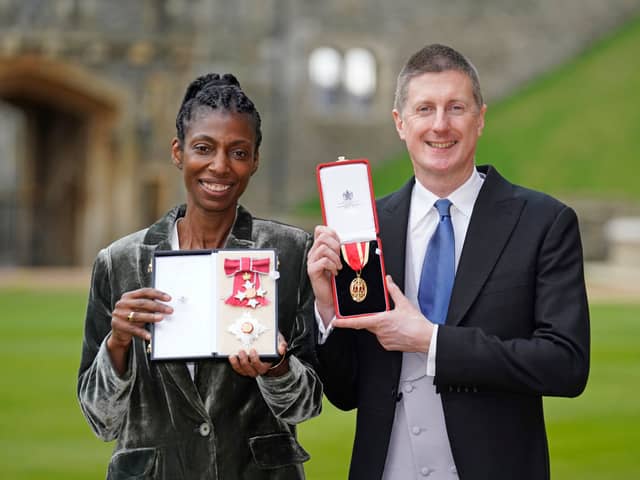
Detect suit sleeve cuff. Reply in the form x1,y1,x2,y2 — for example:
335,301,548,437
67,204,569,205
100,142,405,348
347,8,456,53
315,302,335,345
426,324,438,377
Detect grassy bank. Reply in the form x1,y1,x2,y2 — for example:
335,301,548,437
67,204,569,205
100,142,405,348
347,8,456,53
297,15,640,217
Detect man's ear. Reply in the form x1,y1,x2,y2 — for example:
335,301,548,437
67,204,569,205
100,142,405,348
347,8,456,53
171,138,183,169
477,104,487,137
392,109,406,140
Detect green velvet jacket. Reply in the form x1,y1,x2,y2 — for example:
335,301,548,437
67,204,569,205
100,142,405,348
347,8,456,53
77,205,323,479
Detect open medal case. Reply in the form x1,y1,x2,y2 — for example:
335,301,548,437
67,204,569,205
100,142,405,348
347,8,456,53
150,248,279,360
316,158,390,318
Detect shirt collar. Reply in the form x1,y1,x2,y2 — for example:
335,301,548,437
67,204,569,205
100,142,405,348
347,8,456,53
170,218,180,250
409,168,484,229
449,168,484,218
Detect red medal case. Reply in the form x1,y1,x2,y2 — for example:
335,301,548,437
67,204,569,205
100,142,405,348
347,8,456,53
316,158,390,318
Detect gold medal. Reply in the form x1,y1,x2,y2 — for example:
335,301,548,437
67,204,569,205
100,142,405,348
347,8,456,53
241,321,254,334
349,275,368,303
341,242,370,302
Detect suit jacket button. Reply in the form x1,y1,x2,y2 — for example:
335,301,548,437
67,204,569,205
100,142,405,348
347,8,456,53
199,422,211,437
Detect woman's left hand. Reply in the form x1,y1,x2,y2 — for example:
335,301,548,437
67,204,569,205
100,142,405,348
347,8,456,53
229,332,288,377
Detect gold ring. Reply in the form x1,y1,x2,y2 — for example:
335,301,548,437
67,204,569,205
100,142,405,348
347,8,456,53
127,311,135,322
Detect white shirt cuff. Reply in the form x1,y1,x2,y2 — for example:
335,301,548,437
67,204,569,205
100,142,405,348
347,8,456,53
315,302,335,345
426,324,438,377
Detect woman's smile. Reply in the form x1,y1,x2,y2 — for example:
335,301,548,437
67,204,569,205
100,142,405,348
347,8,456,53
199,179,233,194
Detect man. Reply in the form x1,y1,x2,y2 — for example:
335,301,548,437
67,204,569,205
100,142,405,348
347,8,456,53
307,44,590,480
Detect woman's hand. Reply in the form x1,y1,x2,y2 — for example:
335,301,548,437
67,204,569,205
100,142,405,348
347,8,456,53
229,333,289,378
107,288,173,374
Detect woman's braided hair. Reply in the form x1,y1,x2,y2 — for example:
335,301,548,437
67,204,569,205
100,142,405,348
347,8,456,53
175,73,262,149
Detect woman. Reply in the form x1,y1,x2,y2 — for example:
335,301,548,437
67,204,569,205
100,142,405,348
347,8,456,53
77,73,322,479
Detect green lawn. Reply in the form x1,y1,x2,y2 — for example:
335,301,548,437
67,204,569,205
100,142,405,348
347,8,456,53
1,289,638,479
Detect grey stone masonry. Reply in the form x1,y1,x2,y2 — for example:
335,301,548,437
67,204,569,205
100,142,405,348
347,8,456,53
1,0,639,265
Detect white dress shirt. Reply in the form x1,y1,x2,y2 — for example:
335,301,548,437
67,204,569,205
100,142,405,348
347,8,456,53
405,168,484,376
383,168,484,479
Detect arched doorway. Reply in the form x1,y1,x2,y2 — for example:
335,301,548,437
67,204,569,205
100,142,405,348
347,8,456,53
0,56,123,266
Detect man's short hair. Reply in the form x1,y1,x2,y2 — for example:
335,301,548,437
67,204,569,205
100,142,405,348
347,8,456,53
394,44,484,112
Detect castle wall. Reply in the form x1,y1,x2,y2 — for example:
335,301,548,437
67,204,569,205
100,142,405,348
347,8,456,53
0,0,638,264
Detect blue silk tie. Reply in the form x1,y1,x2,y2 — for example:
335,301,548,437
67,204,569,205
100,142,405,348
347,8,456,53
418,199,455,325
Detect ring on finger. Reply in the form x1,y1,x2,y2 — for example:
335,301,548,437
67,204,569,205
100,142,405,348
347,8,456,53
127,311,136,322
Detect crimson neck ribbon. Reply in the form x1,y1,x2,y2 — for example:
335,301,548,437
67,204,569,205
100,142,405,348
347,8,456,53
340,242,370,274
341,242,370,302
224,257,270,308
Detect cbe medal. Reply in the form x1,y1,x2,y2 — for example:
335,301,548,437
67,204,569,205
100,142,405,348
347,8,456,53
223,255,273,348
340,242,370,303
228,312,268,348
223,257,270,308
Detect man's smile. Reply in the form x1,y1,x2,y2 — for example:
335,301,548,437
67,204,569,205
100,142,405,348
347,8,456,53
426,140,458,149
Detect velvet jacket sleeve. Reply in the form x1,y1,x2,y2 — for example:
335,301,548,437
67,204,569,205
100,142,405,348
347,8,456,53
255,233,324,424
77,246,139,441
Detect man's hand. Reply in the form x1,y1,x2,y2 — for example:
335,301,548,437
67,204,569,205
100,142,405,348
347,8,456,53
333,275,434,352
307,225,342,327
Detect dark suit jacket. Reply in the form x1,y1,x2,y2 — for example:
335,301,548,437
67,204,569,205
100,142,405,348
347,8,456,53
316,165,590,480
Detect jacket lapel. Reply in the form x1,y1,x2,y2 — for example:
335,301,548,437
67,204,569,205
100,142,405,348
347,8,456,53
139,245,159,288
161,362,209,416
377,179,414,382
378,179,414,293
139,204,184,288
446,166,525,326
226,205,255,248
139,205,208,412
225,235,255,249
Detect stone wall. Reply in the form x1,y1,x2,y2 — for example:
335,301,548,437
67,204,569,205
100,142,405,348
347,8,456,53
0,0,639,265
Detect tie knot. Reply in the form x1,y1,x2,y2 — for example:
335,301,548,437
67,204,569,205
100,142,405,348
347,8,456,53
434,199,452,218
